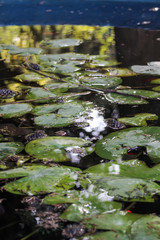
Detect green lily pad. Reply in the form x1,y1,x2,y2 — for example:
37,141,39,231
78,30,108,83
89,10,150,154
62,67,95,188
82,174,160,202
15,73,51,85
9,47,42,56
84,211,143,232
95,127,160,163
0,165,80,195
117,89,160,99
152,86,160,92
131,65,160,75
38,53,89,63
85,159,160,181
118,113,158,126
131,215,160,240
90,59,120,67
60,191,121,222
34,114,74,128
25,136,93,162
46,82,77,93
25,87,57,103
104,68,136,77
32,102,85,116
79,231,130,240
40,39,83,48
0,142,24,160
104,92,148,104
0,103,33,118
82,76,122,89
53,62,81,74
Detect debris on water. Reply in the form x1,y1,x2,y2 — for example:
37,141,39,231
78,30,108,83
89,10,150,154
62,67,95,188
25,130,47,143
0,89,18,99
106,118,126,130
62,223,86,239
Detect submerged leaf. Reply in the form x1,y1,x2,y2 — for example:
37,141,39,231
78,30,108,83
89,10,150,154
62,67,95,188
95,127,160,163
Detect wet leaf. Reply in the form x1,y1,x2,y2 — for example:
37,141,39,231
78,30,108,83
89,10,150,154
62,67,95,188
79,231,130,240
46,82,77,93
95,127,160,163
0,165,81,195
25,87,57,103
53,62,81,74
104,68,136,77
40,39,83,48
82,76,122,89
0,103,33,118
117,89,160,99
82,174,160,202
25,136,93,162
0,142,24,160
131,65,160,75
90,59,120,67
60,191,121,222
118,113,158,126
38,53,89,63
104,92,148,104
15,72,51,85
131,215,160,240
9,47,42,56
85,159,160,181
34,114,74,128
84,211,143,232
151,78,160,84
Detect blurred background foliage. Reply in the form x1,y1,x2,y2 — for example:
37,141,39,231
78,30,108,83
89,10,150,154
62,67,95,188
0,25,116,62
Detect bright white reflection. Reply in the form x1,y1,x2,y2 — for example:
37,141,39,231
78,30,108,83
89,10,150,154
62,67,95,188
77,109,107,137
108,164,120,175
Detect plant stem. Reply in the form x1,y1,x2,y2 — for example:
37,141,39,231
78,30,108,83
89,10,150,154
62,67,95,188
20,229,39,240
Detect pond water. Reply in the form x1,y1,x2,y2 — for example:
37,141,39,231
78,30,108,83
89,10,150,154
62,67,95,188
1,25,160,240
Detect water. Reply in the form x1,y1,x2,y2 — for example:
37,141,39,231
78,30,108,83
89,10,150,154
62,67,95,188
0,25,160,239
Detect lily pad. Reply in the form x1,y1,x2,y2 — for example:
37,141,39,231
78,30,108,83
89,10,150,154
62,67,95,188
15,73,51,85
104,92,148,104
131,65,160,75
9,47,42,56
25,87,57,103
25,136,93,162
0,103,33,118
117,89,160,99
82,174,160,202
82,76,122,89
79,231,130,240
151,78,160,84
85,159,160,181
84,211,143,232
34,114,74,128
118,113,158,126
0,165,81,195
131,215,160,240
53,62,81,74
60,191,121,222
96,127,160,163
0,142,24,160
40,39,83,48
104,68,136,77
38,53,89,63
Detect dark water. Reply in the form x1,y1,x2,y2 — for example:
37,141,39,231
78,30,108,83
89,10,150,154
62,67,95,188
0,25,160,239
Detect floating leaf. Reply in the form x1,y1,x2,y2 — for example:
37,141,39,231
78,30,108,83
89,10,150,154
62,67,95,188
82,76,122,89
32,102,85,117
95,127,160,163
104,68,136,77
79,231,130,240
40,39,83,48
15,73,51,85
25,87,57,103
131,215,160,240
0,103,33,118
9,47,42,56
60,191,121,222
90,59,120,67
84,211,143,232
85,159,160,181
152,86,160,92
34,114,74,128
38,53,89,63
82,174,160,202
46,82,77,93
117,89,160,99
0,165,81,195
104,92,148,104
25,136,93,162
53,62,81,74
131,65,160,75
0,142,24,160
118,113,158,126
151,78,160,84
